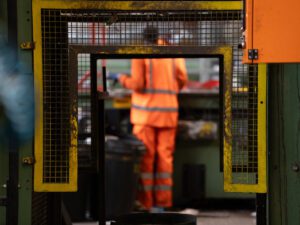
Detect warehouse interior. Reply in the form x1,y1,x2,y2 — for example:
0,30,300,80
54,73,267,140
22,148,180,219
1,1,300,225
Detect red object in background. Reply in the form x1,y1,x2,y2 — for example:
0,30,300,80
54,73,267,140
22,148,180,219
186,80,219,90
78,70,103,92
201,80,219,89
186,81,203,89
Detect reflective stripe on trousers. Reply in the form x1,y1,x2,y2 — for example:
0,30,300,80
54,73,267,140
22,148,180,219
138,184,172,191
139,172,172,187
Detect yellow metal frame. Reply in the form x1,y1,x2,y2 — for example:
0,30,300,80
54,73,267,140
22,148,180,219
34,1,242,11
32,0,242,192
224,64,267,193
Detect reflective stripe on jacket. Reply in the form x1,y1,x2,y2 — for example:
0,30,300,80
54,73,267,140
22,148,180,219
119,58,187,127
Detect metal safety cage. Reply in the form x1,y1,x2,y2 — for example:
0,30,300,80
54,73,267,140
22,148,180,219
224,64,266,193
32,0,266,193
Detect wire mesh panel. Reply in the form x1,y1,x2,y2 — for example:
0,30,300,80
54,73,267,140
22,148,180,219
77,53,94,169
33,1,266,192
42,11,71,184
232,64,258,183
224,64,266,192
66,11,242,47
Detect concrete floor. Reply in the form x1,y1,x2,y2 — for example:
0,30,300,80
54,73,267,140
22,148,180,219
73,210,256,225
196,211,255,225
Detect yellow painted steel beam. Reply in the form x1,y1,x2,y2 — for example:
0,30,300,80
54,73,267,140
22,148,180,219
257,64,267,193
33,0,44,192
223,47,233,192
34,0,242,11
114,47,161,55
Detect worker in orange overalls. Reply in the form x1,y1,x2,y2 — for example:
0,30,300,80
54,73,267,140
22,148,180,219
110,27,188,211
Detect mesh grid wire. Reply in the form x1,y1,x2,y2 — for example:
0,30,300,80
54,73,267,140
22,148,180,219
77,53,93,168
42,10,70,183
41,9,258,185
232,65,258,184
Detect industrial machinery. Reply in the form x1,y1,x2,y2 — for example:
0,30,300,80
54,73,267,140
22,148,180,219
242,0,300,63
0,1,267,224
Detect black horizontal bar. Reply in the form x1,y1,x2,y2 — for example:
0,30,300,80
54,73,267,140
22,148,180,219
78,133,92,139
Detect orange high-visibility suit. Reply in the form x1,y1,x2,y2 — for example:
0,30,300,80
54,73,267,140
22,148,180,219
119,58,188,209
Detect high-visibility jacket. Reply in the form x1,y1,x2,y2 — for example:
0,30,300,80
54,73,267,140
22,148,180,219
119,58,188,127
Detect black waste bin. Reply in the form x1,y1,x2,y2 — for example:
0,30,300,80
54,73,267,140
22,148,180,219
112,213,197,225
105,135,145,219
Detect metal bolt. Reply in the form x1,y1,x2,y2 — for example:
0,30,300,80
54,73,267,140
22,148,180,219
20,42,34,50
1,184,21,188
240,41,245,49
22,156,35,165
238,35,246,49
254,50,258,59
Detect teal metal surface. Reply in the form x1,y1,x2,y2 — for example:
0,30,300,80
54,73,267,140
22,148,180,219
17,0,33,74
17,0,33,223
268,64,300,225
0,0,34,224
0,1,8,224
0,136,8,225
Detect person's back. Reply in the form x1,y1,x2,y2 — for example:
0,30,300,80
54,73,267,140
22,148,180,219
122,57,187,128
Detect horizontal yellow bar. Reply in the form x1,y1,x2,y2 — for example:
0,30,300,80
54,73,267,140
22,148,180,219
36,1,242,11
224,183,267,193
34,183,78,192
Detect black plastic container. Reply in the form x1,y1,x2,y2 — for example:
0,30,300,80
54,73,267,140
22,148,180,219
105,136,145,219
63,135,145,222
182,163,205,200
112,213,197,225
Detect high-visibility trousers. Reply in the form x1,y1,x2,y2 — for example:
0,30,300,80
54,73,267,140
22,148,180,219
133,125,177,209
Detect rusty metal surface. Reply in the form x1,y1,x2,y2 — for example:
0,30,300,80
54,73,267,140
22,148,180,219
37,1,243,11
69,45,231,56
